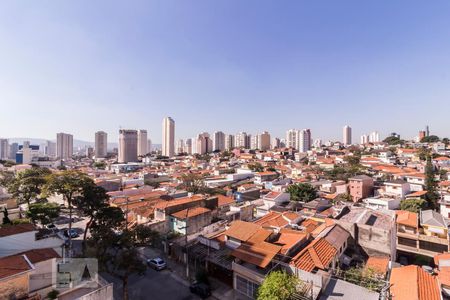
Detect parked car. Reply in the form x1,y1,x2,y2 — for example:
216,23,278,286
190,281,211,299
147,258,166,270
64,229,79,238
46,223,57,230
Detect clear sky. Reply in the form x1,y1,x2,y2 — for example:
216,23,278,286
1,0,450,143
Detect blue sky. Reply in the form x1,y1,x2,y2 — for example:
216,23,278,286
1,1,450,143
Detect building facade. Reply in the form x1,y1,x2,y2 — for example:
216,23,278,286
56,133,73,160
118,129,138,163
162,117,175,157
95,131,108,158
137,129,148,157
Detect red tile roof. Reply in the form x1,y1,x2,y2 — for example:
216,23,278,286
390,265,440,300
0,224,36,237
0,255,33,280
171,207,211,219
290,237,337,272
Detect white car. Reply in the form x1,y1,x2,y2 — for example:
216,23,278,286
147,258,166,271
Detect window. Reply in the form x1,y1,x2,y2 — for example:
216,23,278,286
236,275,259,299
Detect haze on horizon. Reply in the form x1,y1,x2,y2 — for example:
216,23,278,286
0,0,450,143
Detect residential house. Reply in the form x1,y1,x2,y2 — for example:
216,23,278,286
396,210,449,257
170,207,212,235
348,175,374,202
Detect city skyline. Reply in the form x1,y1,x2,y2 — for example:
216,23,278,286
1,1,450,142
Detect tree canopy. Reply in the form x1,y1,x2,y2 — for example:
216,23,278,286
1,167,51,206
399,198,427,213
257,270,300,300
420,135,440,143
26,202,60,225
286,183,318,202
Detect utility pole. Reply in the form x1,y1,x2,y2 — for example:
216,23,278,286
184,208,190,279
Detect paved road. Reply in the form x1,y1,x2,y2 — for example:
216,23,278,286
102,266,201,300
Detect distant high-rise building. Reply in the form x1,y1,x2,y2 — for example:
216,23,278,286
313,139,322,148
360,134,369,145
118,129,138,163
213,131,226,152
184,138,193,154
147,139,152,153
343,125,352,146
426,125,430,137
286,129,299,149
95,131,108,158
177,139,185,154
195,132,212,154
369,131,380,143
162,117,175,157
0,139,8,160
250,135,259,150
419,130,426,141
137,129,148,157
225,135,235,150
56,133,73,160
86,146,94,158
299,129,312,153
258,131,271,151
9,142,18,160
45,140,56,158
272,137,281,149
235,132,248,148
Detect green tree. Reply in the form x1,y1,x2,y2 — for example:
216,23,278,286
344,155,361,166
417,148,431,161
180,173,204,193
93,161,106,169
443,138,450,147
399,198,427,213
1,167,51,207
421,135,440,143
383,136,404,145
134,224,159,246
286,183,318,202
43,170,94,255
88,209,146,300
248,163,264,172
425,155,439,207
26,202,60,225
74,183,110,251
257,270,301,300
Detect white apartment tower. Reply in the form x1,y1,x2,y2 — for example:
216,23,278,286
95,131,108,158
147,139,152,153
195,132,212,155
118,129,138,163
184,138,193,154
299,129,312,153
213,131,226,152
56,133,73,160
258,131,271,151
235,132,248,149
137,129,148,157
225,135,235,150
177,139,185,154
286,129,299,149
162,117,175,157
343,125,352,146
360,134,369,145
369,131,380,143
272,137,280,149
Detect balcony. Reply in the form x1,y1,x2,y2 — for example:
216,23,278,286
418,233,448,245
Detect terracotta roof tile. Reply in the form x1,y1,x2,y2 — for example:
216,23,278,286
390,265,440,300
